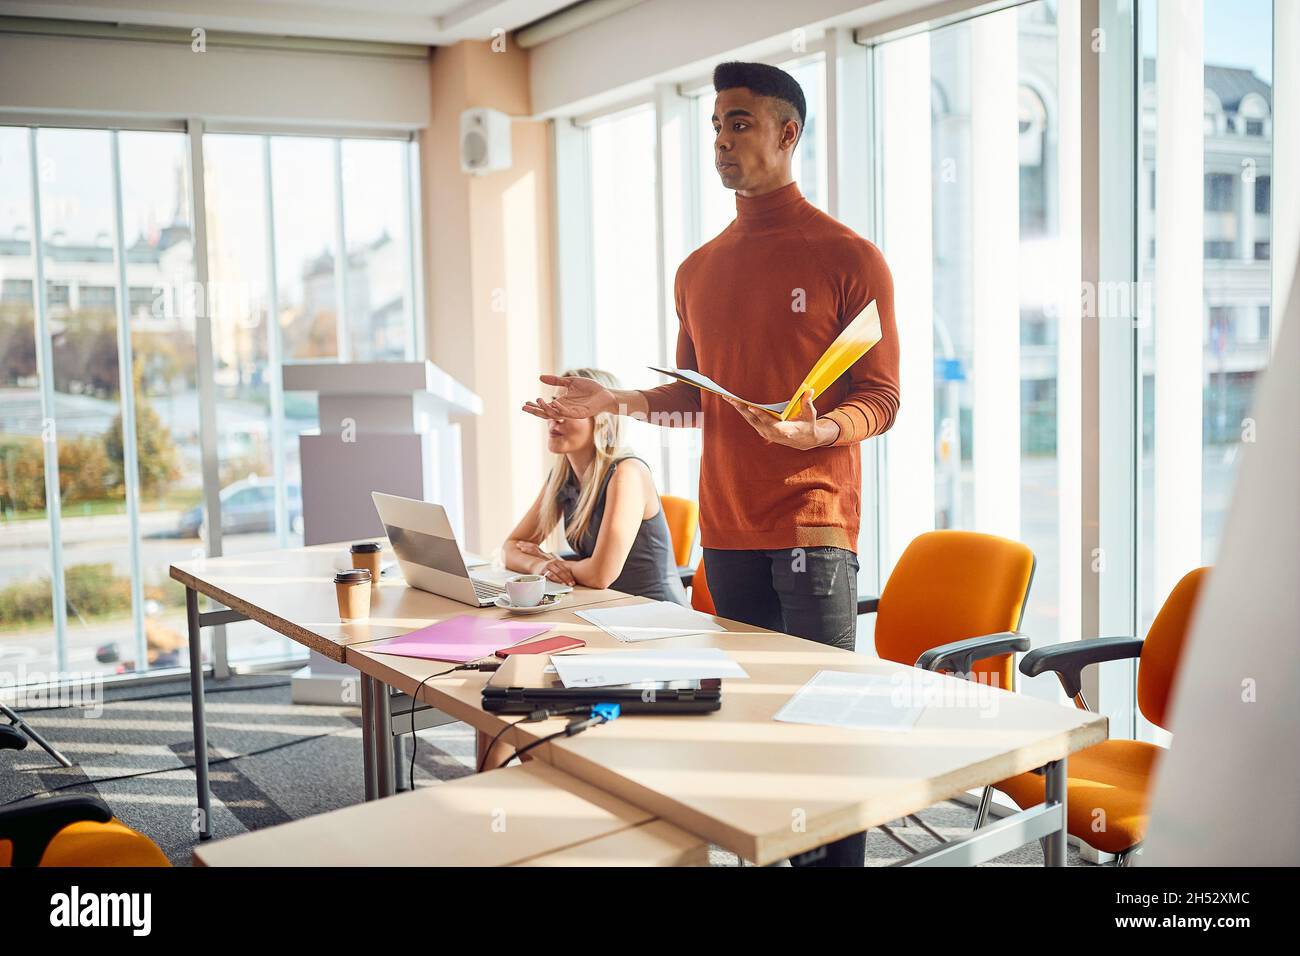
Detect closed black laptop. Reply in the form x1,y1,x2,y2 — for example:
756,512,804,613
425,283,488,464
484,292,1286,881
481,653,721,715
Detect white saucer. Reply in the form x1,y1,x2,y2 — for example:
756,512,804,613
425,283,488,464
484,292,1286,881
495,593,561,614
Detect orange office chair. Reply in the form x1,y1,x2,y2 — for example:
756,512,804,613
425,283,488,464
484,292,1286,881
660,495,700,588
689,558,715,615
858,530,1037,851
989,566,1209,865
0,794,170,867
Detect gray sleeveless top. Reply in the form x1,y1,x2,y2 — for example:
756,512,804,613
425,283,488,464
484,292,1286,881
559,455,689,606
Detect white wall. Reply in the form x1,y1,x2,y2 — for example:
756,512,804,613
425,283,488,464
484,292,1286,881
0,32,430,128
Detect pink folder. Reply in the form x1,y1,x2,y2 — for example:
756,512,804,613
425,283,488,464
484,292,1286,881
365,615,554,664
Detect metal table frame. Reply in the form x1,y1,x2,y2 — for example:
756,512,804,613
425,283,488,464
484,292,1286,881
894,759,1068,866
185,586,399,840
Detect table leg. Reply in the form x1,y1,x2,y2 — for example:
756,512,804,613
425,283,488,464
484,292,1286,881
1043,757,1068,867
361,674,378,801
186,587,212,841
373,681,396,798
393,735,407,792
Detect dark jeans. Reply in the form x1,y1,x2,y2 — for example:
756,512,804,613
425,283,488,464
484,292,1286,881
702,545,866,868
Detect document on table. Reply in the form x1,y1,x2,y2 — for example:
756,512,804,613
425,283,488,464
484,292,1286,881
774,670,925,732
574,601,726,643
551,648,749,688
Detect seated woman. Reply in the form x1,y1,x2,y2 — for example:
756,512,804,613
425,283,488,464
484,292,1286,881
501,367,689,606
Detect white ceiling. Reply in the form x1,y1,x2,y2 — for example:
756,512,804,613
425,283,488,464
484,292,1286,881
0,0,577,45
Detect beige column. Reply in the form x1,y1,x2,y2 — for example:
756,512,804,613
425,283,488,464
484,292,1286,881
422,40,556,555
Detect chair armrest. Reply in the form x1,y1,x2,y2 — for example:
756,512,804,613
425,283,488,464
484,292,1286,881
0,725,27,751
678,566,694,589
915,632,1030,675
856,594,879,615
0,794,113,867
1019,637,1144,699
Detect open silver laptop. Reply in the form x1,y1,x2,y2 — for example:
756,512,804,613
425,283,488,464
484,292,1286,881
371,492,571,607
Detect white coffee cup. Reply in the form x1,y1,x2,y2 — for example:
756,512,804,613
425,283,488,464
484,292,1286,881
505,574,546,608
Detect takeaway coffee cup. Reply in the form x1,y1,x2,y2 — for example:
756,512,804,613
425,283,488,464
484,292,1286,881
350,541,382,588
335,568,372,620
505,574,546,608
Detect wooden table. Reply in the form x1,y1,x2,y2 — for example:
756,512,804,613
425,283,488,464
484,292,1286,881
171,543,629,838
194,762,706,867
348,597,1106,866
175,542,1106,865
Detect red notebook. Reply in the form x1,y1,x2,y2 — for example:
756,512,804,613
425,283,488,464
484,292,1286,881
365,615,553,664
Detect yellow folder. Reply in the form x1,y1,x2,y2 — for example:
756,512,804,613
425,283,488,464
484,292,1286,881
648,299,883,421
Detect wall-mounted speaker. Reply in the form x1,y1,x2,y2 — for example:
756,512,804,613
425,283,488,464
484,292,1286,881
459,107,512,175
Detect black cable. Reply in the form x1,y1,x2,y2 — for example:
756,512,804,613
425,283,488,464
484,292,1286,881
405,665,460,790
475,706,585,774
3,725,353,806
501,710,615,767
502,728,571,767
404,661,500,791
7,678,294,714
477,716,526,775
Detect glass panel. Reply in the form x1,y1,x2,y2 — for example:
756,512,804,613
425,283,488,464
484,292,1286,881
271,137,341,361
877,1,1066,700
781,55,828,211
0,127,57,686
341,139,409,362
117,129,199,673
202,133,301,665
1136,0,1274,735
587,106,665,488
37,127,139,675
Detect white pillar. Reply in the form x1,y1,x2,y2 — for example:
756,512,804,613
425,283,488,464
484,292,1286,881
1056,0,1082,651
881,33,935,568
1153,0,1204,607
1238,158,1255,261
970,8,1021,540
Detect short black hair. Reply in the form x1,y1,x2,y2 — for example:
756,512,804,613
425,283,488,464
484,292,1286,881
713,61,806,137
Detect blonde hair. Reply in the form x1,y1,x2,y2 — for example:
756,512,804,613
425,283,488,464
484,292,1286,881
533,368,628,551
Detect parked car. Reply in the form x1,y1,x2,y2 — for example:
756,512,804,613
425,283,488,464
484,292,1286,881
176,477,303,539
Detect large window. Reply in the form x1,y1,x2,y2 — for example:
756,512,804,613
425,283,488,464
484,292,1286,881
549,0,1294,745
874,1,1067,701
1136,0,1277,737
1,123,422,686
582,106,667,489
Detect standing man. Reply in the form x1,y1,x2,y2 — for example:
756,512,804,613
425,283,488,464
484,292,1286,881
523,61,900,867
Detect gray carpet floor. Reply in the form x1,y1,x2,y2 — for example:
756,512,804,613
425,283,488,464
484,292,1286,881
1,671,1089,867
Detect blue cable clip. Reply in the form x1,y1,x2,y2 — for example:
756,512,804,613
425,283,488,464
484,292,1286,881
591,702,621,722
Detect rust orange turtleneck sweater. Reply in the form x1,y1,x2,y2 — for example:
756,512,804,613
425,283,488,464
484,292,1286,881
638,181,900,552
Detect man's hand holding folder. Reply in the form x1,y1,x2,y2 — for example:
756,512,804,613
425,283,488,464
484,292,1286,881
648,299,884,450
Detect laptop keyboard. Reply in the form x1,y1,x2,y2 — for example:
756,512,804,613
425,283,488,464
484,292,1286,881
472,579,505,601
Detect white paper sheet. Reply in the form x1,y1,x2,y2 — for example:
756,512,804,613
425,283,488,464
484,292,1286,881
773,670,925,732
574,601,726,643
646,366,788,413
551,647,749,688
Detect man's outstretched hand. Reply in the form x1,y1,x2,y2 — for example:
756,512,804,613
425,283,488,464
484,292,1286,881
725,387,840,450
522,374,616,421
